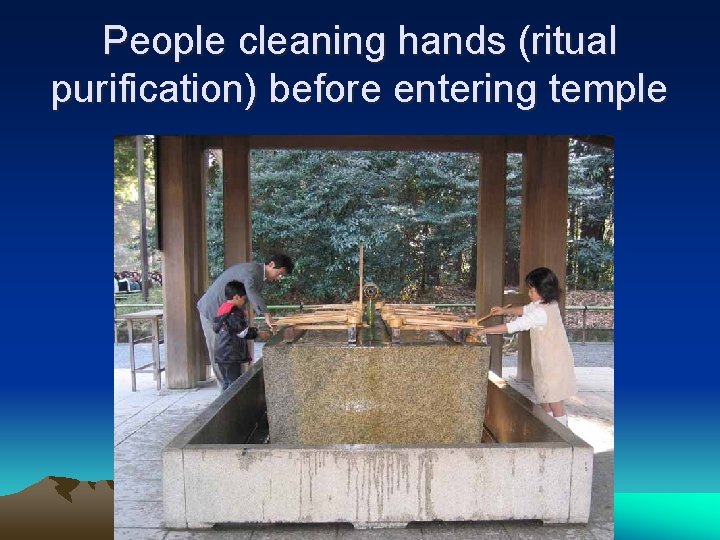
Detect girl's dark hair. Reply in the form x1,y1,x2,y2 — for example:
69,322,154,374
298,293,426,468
224,280,247,300
525,267,561,304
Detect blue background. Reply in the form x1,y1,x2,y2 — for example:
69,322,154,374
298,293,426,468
2,3,718,537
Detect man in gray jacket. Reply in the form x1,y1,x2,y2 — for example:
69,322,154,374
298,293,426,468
197,254,294,386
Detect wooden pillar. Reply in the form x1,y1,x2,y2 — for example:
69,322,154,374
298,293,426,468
476,137,507,375
159,136,205,389
190,145,210,382
518,136,569,383
222,136,254,359
222,136,253,265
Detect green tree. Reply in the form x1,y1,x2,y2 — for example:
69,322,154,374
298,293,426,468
200,144,613,304
567,140,614,290
206,151,225,281
113,136,160,273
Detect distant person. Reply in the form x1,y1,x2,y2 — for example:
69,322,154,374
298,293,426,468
151,271,163,287
114,273,119,293
481,267,576,427
213,281,270,391
197,254,294,387
129,272,141,291
117,271,130,292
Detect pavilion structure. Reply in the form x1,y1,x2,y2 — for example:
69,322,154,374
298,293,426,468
156,135,612,389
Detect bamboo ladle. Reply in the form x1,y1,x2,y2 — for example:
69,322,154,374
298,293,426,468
474,304,513,325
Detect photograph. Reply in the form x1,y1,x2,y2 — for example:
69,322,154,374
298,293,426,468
112,134,614,537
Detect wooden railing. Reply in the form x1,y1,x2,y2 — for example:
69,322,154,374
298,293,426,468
113,298,613,345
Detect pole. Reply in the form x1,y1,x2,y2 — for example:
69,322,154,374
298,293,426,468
137,135,150,302
359,242,364,313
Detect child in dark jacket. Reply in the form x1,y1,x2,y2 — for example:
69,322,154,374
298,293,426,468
212,280,268,391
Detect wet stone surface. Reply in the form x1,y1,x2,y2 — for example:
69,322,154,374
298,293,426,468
263,328,490,445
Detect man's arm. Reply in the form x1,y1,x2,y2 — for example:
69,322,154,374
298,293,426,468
264,312,275,332
243,273,268,315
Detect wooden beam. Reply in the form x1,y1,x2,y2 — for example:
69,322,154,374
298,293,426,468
518,136,569,383
199,136,223,149
222,136,253,265
476,138,507,375
246,135,526,154
196,135,528,153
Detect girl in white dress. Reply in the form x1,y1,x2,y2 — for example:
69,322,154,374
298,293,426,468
481,267,576,426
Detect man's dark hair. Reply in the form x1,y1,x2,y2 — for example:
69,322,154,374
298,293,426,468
224,280,247,300
267,254,294,274
525,267,561,304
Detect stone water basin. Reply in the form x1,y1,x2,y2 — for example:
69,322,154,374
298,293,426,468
163,329,592,529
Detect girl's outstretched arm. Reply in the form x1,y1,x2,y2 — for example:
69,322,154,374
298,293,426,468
482,323,508,334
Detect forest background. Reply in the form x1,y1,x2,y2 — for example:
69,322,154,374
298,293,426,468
114,138,613,329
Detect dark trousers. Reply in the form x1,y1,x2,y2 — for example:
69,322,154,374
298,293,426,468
216,362,250,391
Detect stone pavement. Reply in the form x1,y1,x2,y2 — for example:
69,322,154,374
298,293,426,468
502,343,614,369
114,344,613,539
